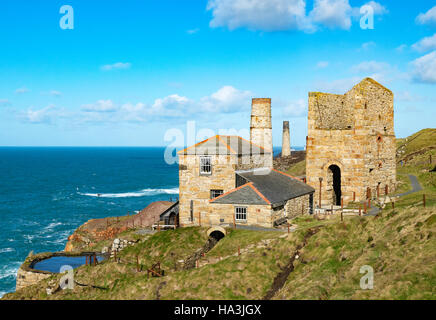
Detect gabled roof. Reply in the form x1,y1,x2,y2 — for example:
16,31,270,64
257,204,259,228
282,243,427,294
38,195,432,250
210,182,270,205
210,168,315,206
177,135,271,155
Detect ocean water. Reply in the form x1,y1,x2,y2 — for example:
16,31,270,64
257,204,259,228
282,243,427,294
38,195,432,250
0,147,179,297
0,145,301,297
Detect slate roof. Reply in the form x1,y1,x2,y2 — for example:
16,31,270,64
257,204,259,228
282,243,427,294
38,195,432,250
210,168,315,206
177,135,271,155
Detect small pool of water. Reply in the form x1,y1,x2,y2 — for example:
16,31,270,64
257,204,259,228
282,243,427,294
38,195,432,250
32,255,106,273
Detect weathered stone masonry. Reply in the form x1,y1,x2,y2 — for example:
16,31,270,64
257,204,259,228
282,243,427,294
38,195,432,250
306,78,396,206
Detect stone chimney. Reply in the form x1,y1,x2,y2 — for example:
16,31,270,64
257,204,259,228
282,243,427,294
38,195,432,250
250,98,273,168
250,98,272,153
282,121,291,157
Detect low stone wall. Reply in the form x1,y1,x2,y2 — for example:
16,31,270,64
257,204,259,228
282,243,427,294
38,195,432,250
16,251,102,292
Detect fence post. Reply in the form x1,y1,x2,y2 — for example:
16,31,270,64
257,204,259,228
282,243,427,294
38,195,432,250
353,192,356,202
392,201,395,210
359,205,361,217
319,178,323,208
287,222,290,234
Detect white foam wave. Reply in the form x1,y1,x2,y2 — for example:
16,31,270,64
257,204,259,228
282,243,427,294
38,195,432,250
44,222,62,230
0,262,20,280
78,187,179,198
0,248,14,254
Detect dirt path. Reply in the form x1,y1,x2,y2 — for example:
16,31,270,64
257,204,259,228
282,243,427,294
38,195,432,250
263,227,320,300
366,174,422,216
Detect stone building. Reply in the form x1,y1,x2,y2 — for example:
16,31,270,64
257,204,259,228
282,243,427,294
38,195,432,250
177,98,315,228
306,78,396,207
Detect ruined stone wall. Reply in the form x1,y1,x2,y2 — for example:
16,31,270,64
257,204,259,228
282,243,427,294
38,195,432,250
306,78,396,206
16,267,51,291
178,154,237,226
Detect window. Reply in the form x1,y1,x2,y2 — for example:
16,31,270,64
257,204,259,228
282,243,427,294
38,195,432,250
235,207,247,222
200,156,212,175
210,189,223,199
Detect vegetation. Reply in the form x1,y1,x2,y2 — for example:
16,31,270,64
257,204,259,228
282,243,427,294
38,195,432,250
286,159,306,176
2,129,435,300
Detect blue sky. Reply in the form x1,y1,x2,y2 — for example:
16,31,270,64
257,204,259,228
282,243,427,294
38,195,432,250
0,0,435,147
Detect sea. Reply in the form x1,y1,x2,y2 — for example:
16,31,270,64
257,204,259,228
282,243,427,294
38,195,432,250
0,146,300,297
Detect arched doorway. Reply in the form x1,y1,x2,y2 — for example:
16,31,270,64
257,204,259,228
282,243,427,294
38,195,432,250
327,165,341,206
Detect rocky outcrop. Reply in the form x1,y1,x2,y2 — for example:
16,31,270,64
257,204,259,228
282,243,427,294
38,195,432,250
65,201,175,252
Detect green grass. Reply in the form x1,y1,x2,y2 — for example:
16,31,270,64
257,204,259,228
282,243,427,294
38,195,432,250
4,129,436,300
286,160,306,176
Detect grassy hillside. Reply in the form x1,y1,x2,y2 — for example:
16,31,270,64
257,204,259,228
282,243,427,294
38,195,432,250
4,206,435,300
3,129,436,300
396,128,436,160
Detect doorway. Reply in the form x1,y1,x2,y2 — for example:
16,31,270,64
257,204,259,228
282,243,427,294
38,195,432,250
328,165,341,206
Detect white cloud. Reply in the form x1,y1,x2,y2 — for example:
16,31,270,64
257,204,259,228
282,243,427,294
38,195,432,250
351,61,390,73
24,105,60,124
360,41,376,50
416,6,436,25
411,51,436,84
309,0,352,30
0,99,11,107
364,1,388,15
187,28,200,34
207,0,313,32
396,44,407,52
412,33,436,53
81,100,117,112
100,62,131,71
201,85,252,113
206,0,388,32
316,61,329,69
49,90,62,97
283,99,307,117
313,76,361,94
15,87,29,94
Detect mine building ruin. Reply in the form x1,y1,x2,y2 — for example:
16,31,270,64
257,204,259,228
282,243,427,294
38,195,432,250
306,78,396,207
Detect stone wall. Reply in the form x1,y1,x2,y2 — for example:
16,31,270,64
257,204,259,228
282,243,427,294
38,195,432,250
306,78,396,206
208,203,273,228
16,267,51,291
178,154,237,226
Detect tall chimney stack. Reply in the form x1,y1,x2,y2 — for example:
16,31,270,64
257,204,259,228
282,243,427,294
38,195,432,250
250,98,273,165
282,121,291,157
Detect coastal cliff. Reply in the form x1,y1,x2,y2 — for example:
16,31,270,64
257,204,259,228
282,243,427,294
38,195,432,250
65,201,175,252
